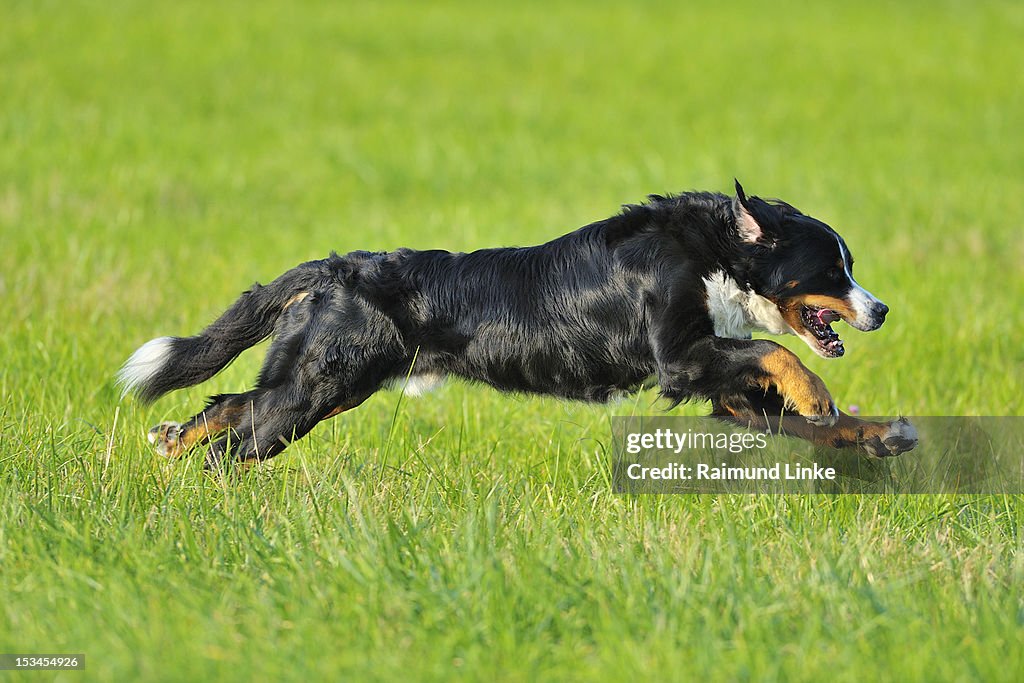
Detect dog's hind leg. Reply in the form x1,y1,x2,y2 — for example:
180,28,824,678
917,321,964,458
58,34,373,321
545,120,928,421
202,385,377,467
151,285,402,466
147,386,372,464
203,329,398,466
147,390,265,458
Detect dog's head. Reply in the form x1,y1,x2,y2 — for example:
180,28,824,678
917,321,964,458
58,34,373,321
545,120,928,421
733,181,888,359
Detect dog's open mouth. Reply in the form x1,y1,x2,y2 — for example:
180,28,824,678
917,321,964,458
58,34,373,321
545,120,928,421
800,306,844,358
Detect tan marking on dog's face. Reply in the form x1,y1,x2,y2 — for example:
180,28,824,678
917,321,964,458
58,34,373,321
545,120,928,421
794,294,856,321
777,293,858,324
767,292,857,359
778,304,804,333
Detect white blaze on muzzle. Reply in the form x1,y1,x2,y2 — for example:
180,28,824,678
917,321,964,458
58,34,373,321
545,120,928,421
837,236,885,331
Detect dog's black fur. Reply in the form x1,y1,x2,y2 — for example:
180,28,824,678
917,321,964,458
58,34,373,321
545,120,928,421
120,182,914,464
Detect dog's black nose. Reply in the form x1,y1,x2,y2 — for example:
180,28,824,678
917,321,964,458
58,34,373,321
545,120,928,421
874,302,889,321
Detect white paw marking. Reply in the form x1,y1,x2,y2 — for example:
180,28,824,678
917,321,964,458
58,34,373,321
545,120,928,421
148,421,182,457
865,418,918,457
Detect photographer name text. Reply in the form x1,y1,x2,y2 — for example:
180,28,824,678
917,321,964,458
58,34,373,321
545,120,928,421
625,462,836,481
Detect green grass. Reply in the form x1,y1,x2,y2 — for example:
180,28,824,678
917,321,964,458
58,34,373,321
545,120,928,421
2,0,1023,680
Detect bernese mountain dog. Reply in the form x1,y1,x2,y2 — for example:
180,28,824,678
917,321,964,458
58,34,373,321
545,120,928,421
119,181,917,466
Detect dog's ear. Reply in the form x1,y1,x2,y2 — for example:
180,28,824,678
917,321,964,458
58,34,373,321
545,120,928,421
732,179,764,244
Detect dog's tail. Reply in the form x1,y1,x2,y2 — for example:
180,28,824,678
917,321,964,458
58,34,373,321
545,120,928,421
117,261,326,403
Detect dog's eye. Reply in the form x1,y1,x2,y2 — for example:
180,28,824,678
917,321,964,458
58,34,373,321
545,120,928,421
827,268,842,281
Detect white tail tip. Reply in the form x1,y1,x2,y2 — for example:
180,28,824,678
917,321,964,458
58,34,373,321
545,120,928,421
117,337,174,398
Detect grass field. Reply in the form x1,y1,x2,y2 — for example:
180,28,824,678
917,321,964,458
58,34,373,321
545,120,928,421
2,1,1023,680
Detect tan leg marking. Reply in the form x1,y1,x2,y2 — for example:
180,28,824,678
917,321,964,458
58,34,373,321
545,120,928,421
772,414,918,457
756,346,836,423
148,405,247,459
806,415,918,457
716,400,918,458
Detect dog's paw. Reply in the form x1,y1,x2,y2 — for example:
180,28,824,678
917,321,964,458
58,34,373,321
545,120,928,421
862,418,918,457
789,369,837,426
757,346,837,427
148,421,183,458
805,401,840,427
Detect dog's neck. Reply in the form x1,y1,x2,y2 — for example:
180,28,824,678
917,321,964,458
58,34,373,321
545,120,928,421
702,270,790,339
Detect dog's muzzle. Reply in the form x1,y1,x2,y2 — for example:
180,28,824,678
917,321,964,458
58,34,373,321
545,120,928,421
846,284,888,331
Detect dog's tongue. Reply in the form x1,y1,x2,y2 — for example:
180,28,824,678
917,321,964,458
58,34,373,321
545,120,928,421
816,309,841,325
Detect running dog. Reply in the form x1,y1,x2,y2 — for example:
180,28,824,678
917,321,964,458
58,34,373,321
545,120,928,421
119,182,917,465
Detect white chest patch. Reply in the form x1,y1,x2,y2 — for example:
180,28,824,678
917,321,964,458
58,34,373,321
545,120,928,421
702,271,791,338
398,373,446,396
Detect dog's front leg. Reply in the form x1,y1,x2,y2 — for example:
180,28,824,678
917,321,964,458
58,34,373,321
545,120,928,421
751,343,839,425
776,412,918,457
712,395,919,458
657,337,838,425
